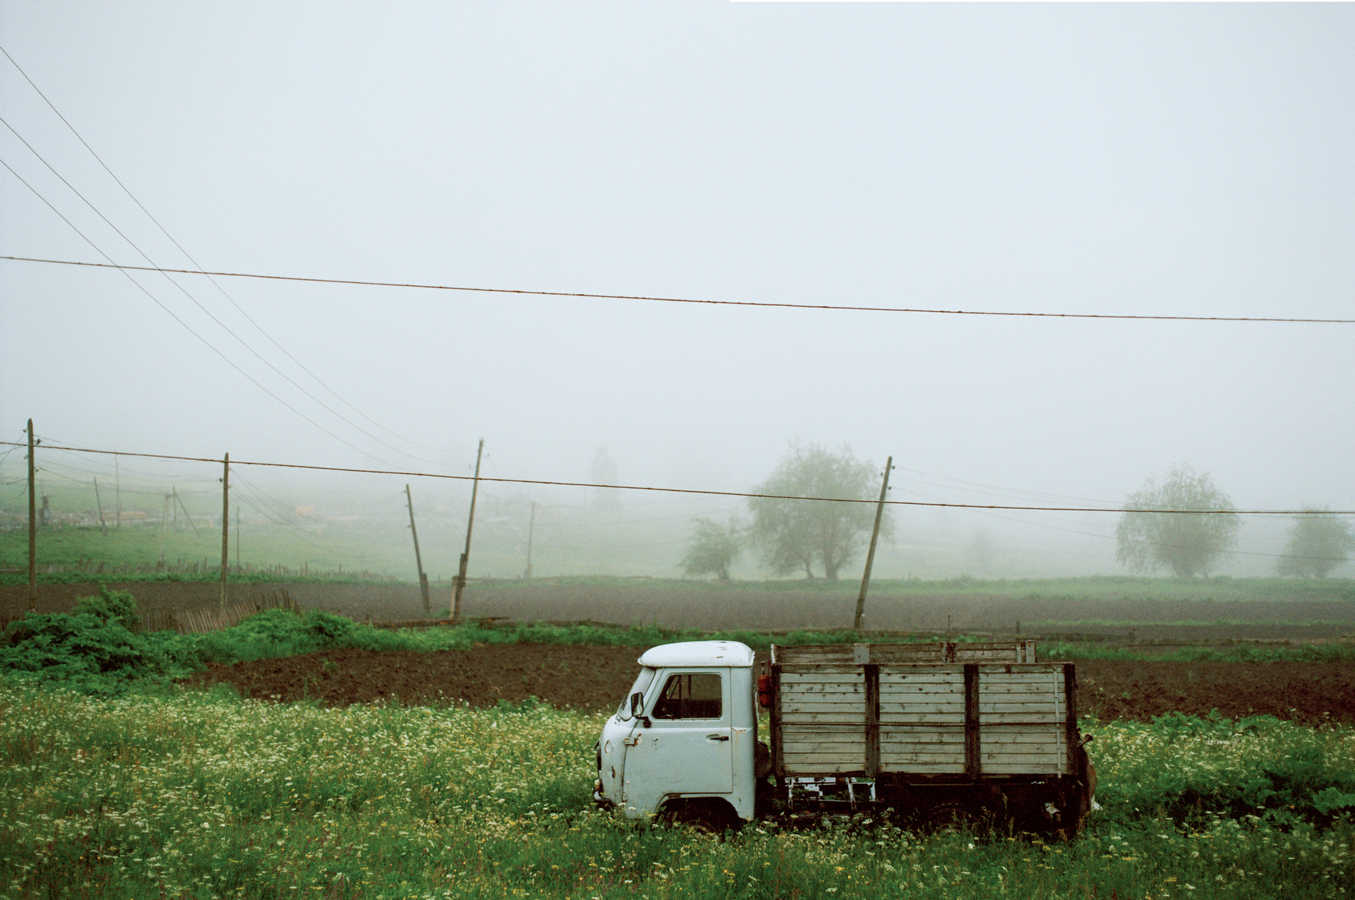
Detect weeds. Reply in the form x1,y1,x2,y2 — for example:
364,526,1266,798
0,682,1350,898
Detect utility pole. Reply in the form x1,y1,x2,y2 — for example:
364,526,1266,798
405,483,431,616
114,456,121,528
26,419,36,611
159,493,170,566
853,455,893,632
220,453,229,613
523,500,536,580
173,486,200,536
93,477,108,533
452,439,484,622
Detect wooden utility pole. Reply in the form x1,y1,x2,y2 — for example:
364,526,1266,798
114,456,121,528
159,493,170,566
452,439,484,622
93,477,108,533
173,486,200,536
405,483,431,616
853,455,893,631
523,500,537,580
26,419,36,611
219,453,229,613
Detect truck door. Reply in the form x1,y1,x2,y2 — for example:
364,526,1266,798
624,669,733,800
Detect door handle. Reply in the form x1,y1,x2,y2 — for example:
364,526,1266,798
706,733,730,742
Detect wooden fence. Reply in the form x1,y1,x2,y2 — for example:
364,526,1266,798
140,590,297,634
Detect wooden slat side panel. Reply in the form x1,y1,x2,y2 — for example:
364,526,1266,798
781,672,867,684
875,761,967,774
880,672,965,685
775,642,1035,667
881,725,966,739
781,713,868,726
879,715,967,726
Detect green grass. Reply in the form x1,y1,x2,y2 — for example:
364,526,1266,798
0,524,401,584
0,682,1351,898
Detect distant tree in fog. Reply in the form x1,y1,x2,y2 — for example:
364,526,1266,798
1115,465,1239,577
1276,511,1353,578
748,444,886,581
680,517,742,581
589,447,620,512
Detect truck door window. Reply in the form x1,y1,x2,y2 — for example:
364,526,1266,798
652,672,722,720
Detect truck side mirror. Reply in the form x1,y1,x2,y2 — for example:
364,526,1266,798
630,692,652,727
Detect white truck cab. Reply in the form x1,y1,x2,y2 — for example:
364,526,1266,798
594,641,758,823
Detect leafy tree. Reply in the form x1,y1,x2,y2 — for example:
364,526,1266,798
1115,464,1239,577
680,517,742,581
589,447,620,511
748,444,887,581
1276,511,1354,578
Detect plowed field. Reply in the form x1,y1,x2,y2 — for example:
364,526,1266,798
183,645,1355,725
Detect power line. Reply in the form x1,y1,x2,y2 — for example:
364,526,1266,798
0,44,428,455
0,156,379,458
0,115,420,464
2,255,1351,325
5,440,1351,516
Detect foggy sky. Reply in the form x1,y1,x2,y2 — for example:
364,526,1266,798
1,2,1352,565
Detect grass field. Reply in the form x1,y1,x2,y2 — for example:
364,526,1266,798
1,682,1352,898
1,598,1352,896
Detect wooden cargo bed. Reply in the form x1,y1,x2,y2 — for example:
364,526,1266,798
769,643,1078,781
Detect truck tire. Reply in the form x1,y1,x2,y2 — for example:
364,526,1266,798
659,798,740,835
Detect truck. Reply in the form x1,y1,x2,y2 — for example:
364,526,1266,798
594,639,1094,834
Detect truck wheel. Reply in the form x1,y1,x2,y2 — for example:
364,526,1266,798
659,799,740,835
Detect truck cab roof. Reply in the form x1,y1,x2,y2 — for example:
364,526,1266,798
637,640,755,669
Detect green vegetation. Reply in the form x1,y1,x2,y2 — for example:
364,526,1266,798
748,444,888,581
1277,511,1354,578
0,524,400,584
5,593,1353,701
1116,465,1240,577
680,516,743,582
1,682,1350,898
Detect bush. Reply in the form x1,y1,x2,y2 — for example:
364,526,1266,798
0,589,192,694
72,587,139,631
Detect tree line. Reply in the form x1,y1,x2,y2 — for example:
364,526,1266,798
681,449,1353,581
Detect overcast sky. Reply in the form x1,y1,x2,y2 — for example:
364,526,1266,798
1,2,1351,553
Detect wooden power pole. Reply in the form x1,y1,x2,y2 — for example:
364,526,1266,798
452,439,484,622
523,500,536,580
26,419,36,611
219,453,229,613
853,455,893,632
93,477,108,533
405,483,431,616
174,486,200,536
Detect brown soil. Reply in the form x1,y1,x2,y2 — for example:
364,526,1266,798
182,644,1355,725
7,580,1355,643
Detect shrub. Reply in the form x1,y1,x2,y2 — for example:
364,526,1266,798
0,589,192,694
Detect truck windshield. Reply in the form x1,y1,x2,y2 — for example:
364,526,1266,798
617,667,656,720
